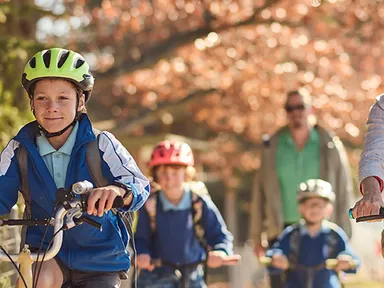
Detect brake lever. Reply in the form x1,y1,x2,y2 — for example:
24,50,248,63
74,216,102,231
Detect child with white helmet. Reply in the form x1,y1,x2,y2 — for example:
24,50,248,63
265,179,359,288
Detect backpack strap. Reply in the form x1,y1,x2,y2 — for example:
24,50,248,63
16,144,32,251
288,221,341,270
144,191,159,235
190,190,209,283
17,145,32,218
184,181,210,250
86,129,108,187
190,191,208,251
288,224,301,269
323,221,341,259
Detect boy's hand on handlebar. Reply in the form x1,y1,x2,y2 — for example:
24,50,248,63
137,254,155,271
254,243,266,258
87,185,124,217
335,255,354,272
207,251,227,268
271,254,289,270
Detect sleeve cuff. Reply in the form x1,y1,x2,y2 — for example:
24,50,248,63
212,244,231,255
113,182,137,211
359,176,383,195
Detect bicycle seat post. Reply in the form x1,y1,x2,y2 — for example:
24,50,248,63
17,245,33,288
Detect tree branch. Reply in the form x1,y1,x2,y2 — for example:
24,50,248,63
112,88,218,135
96,0,280,78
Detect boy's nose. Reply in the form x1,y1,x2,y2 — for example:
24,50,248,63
47,101,59,111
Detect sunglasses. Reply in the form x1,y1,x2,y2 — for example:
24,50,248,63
285,104,306,112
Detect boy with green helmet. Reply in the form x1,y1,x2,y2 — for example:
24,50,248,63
21,48,94,138
0,48,150,287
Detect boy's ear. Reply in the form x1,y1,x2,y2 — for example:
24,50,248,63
325,203,334,217
77,94,85,112
298,202,305,214
30,99,34,111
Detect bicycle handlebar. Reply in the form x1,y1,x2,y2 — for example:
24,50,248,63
348,207,384,222
0,203,69,262
220,254,241,266
259,256,357,270
0,181,125,262
151,254,241,269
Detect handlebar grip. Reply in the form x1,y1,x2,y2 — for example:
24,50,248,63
222,254,241,266
112,196,125,208
94,196,125,209
151,259,162,267
350,207,384,222
325,258,358,270
82,196,125,210
259,256,272,266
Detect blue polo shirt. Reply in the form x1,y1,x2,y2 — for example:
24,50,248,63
158,188,192,211
36,122,79,188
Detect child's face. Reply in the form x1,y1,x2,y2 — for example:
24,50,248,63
31,79,85,133
298,197,332,224
155,165,186,192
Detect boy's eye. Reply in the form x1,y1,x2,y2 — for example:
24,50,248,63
59,96,69,100
36,96,47,101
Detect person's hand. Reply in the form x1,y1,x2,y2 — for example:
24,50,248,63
335,255,354,272
207,251,227,268
254,243,266,258
352,177,384,221
137,254,155,271
87,185,124,217
271,254,289,270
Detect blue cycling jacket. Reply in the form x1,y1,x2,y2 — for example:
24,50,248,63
0,114,150,272
266,220,360,288
135,191,234,268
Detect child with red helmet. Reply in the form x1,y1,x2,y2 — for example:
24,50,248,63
135,140,234,287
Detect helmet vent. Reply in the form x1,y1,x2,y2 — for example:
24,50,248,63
29,57,36,68
75,59,85,69
42,50,51,68
58,50,70,68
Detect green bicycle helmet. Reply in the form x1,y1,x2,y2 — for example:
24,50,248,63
21,48,94,102
297,179,336,203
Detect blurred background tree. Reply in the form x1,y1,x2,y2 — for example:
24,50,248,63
40,0,378,176
0,0,46,149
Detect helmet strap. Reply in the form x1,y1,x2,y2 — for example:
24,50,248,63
37,97,81,139
38,120,76,138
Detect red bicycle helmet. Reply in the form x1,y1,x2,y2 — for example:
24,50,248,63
148,140,194,168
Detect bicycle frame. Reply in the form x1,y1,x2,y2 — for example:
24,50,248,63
259,256,357,288
0,201,80,288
